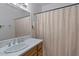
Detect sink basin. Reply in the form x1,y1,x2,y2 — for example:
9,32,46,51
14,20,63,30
4,43,29,53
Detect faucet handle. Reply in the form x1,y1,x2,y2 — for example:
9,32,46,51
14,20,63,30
8,40,13,47
8,42,11,47
13,39,16,44
13,38,18,45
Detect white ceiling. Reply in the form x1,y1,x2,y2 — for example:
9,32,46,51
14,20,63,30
38,3,50,6
33,3,73,6
28,3,73,13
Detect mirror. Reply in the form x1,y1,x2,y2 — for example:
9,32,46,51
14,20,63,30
0,3,31,41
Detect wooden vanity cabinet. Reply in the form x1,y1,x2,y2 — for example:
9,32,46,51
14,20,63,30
37,42,43,56
22,42,43,56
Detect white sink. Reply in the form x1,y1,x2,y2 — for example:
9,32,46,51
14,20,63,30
4,43,29,53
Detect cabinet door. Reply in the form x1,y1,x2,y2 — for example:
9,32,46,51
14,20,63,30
37,42,43,56
38,49,43,56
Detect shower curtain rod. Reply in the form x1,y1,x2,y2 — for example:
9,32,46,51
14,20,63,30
34,3,79,15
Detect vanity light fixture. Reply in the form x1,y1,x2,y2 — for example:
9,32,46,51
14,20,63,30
8,3,29,12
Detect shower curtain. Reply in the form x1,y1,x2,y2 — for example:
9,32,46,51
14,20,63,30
35,4,79,56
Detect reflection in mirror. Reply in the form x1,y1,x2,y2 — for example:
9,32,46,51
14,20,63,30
0,3,31,41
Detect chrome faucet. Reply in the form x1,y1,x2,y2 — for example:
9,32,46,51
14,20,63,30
13,38,18,45
13,39,17,45
8,42,11,47
8,40,13,47
8,39,18,47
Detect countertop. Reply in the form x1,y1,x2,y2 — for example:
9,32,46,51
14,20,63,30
0,38,43,56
